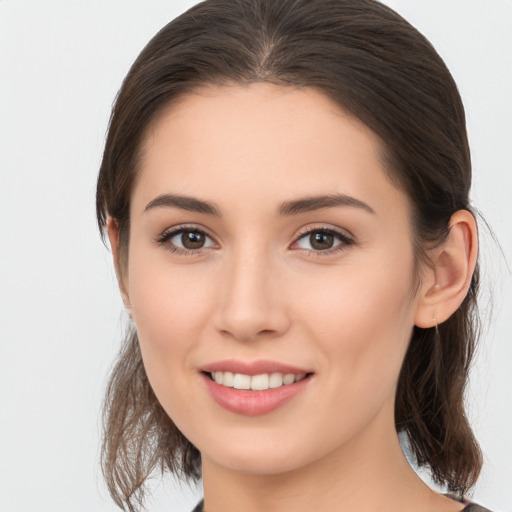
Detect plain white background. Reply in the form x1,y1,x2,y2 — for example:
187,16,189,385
0,1,510,511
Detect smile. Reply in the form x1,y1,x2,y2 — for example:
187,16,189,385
210,371,307,391
201,369,313,416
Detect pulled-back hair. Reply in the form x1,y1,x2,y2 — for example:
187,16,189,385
96,0,482,510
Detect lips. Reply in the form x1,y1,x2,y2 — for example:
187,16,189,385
200,359,314,416
201,359,311,376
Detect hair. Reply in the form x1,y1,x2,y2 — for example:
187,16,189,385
96,0,482,510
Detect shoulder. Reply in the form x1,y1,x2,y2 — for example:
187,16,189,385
444,494,494,512
462,504,494,512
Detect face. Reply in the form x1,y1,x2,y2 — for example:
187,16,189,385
118,83,428,476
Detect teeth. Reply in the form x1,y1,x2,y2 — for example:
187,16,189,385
223,371,234,386
283,374,295,385
269,373,283,388
233,373,251,390
250,374,269,391
211,371,308,391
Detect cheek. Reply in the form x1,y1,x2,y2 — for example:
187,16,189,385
126,268,216,432
125,247,217,397
127,232,214,329
297,256,416,396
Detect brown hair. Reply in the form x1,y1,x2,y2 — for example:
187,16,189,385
96,0,482,510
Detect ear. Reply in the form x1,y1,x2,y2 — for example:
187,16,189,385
414,210,478,328
106,217,132,311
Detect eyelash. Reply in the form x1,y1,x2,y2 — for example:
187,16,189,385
155,224,355,257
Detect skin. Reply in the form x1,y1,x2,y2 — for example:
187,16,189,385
108,83,477,512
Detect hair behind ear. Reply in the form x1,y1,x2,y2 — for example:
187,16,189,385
396,262,482,496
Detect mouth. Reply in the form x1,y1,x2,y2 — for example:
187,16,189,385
199,360,314,416
205,371,310,391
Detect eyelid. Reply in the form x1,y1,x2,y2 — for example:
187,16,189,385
294,223,354,241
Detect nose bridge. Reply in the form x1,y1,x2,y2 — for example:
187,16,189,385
214,240,288,341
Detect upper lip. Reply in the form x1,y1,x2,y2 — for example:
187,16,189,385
200,359,312,376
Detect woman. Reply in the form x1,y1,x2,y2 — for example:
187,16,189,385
96,0,492,510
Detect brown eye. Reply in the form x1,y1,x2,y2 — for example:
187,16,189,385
157,227,216,254
181,231,206,249
310,232,335,250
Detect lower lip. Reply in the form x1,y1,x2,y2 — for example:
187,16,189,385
201,373,312,416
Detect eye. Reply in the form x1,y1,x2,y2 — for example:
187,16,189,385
156,226,216,255
293,227,354,255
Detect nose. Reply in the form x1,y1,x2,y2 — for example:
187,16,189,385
213,246,290,342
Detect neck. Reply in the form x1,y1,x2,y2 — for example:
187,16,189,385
201,410,444,512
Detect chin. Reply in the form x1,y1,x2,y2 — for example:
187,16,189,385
211,449,304,476
196,426,334,478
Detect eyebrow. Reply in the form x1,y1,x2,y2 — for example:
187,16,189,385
144,194,222,216
278,193,375,216
144,193,375,217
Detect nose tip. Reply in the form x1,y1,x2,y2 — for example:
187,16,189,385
213,256,290,342
218,314,280,343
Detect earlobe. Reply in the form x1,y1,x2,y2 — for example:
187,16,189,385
414,210,478,328
106,217,132,311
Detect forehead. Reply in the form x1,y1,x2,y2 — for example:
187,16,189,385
133,83,408,220
142,82,383,165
